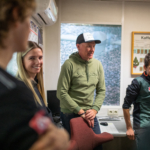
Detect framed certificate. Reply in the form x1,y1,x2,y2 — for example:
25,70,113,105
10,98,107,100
131,32,150,75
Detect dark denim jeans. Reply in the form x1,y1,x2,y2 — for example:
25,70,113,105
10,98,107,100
135,128,150,150
61,112,102,150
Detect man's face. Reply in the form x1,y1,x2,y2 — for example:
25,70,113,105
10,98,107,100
77,41,96,61
144,65,150,76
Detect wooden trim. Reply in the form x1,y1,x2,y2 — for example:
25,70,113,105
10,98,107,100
131,32,134,75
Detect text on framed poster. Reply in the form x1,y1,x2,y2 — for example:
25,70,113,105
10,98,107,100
131,32,150,75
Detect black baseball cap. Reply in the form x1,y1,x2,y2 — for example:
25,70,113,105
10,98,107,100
76,33,101,44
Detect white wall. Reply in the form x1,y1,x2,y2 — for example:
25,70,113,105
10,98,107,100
43,0,150,116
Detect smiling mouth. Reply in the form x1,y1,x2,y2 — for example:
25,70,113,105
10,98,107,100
33,67,40,69
88,53,93,56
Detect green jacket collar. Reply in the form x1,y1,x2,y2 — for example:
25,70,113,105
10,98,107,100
69,52,93,64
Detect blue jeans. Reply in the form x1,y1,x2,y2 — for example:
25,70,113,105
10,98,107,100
61,112,102,150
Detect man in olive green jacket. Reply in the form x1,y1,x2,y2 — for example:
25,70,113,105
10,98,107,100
57,33,105,149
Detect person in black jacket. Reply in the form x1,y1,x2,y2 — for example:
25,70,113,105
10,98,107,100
0,0,69,150
17,41,53,121
123,53,150,150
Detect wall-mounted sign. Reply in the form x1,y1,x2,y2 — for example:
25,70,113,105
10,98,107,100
131,32,150,75
28,20,38,43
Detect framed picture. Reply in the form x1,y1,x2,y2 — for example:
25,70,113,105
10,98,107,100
131,31,150,75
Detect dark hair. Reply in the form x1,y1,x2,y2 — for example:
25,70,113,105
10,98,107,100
144,53,150,67
0,0,36,48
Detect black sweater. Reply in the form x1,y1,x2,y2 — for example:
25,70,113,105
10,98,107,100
32,80,53,122
0,67,43,150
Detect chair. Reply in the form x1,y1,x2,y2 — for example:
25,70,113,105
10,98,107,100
67,117,114,150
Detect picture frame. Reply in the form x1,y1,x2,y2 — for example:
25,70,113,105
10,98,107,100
131,31,150,75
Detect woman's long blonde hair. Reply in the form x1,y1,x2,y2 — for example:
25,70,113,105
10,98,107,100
17,41,47,106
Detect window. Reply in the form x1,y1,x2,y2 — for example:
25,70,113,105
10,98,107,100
60,23,122,106
6,53,18,76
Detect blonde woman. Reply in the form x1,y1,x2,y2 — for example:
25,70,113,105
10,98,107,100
17,41,53,120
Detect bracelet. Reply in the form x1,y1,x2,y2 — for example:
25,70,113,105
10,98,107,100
79,112,85,116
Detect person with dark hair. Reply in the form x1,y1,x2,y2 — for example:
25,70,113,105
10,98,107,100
123,53,150,149
0,0,69,150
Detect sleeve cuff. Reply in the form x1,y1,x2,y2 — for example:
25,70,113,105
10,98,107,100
122,104,130,109
92,106,100,112
74,106,81,114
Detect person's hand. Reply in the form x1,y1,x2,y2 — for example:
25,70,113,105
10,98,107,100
126,128,135,140
81,114,91,127
85,109,97,120
81,114,94,128
29,123,70,150
90,119,94,128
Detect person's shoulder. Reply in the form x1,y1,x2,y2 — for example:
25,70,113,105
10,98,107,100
0,67,35,106
62,59,73,68
0,68,24,94
130,78,138,83
135,76,144,83
130,78,141,89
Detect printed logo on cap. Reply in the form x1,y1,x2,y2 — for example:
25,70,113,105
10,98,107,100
83,33,94,42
